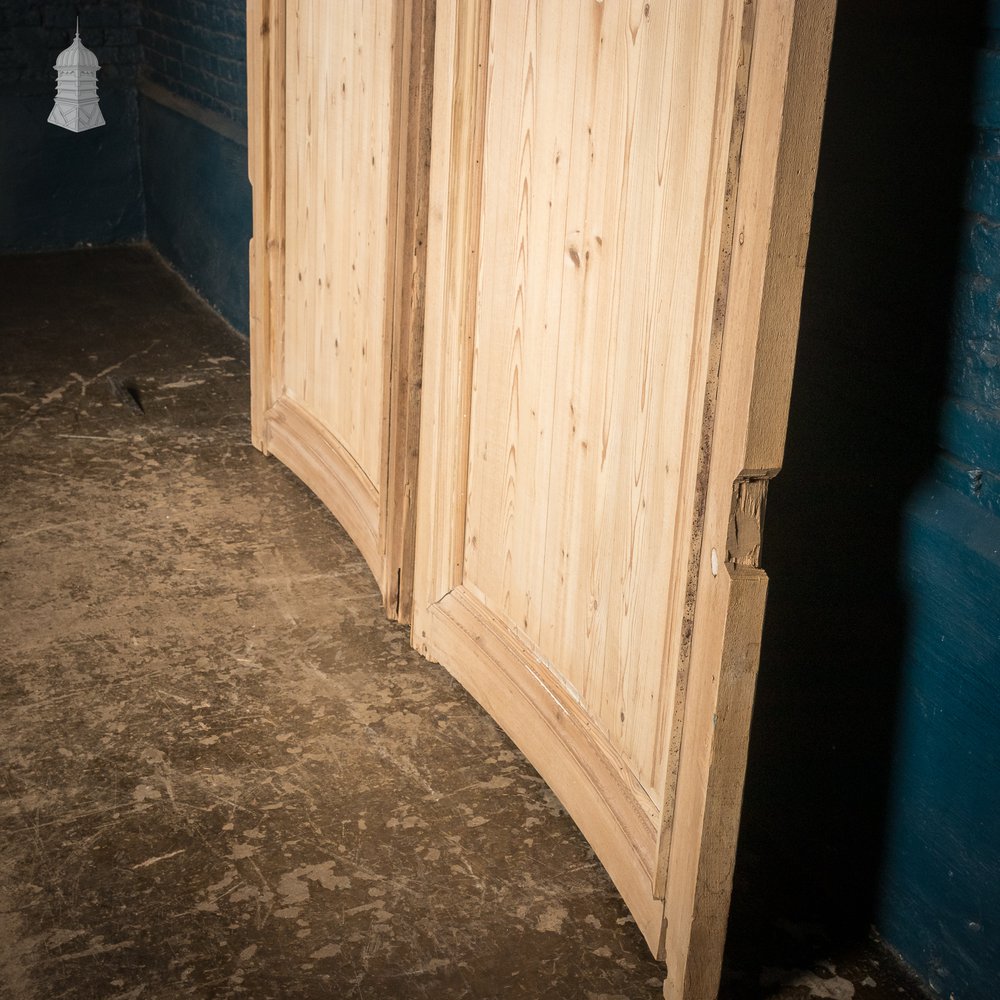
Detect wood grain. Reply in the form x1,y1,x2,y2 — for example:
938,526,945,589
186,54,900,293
412,0,493,606
415,0,834,993
282,0,394,489
247,0,286,452
459,0,744,803
382,0,436,621
421,585,666,948
661,2,836,997
249,0,433,621
254,1,834,994
265,395,380,578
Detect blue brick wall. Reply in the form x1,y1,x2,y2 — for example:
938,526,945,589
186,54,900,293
139,0,246,125
0,0,145,251
137,0,250,332
0,1,139,95
140,94,251,333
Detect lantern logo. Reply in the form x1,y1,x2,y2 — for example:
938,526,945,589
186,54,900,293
48,20,105,133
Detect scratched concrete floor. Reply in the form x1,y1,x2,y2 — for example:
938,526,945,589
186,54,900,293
0,248,929,1000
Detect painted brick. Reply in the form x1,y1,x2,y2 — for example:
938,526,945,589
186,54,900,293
974,49,1000,128
742,9,1000,1000
140,94,250,332
940,399,1000,474
880,482,1000,1000
42,6,76,27
960,217,1000,281
949,340,1000,411
0,1,141,96
138,0,246,125
966,155,1000,218
137,1,250,330
944,32,1000,513
951,274,1000,341
933,454,1000,517
0,1,144,252
104,27,138,47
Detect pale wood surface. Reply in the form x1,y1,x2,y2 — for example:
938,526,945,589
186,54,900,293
265,395,381,578
382,0,436,620
249,0,433,620
460,0,746,808
420,586,667,947
415,0,744,956
247,0,286,451
412,0,493,606
414,1,834,996
282,0,394,490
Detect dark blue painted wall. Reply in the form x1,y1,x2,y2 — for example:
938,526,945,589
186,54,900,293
876,5,1000,994
731,4,999,1000
137,0,250,333
882,482,999,997
139,95,250,333
140,0,246,126
0,1,145,252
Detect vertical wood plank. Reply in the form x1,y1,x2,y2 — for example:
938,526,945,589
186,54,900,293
457,0,743,798
251,0,434,615
413,0,493,613
248,0,286,453
283,1,394,489
661,2,836,997
383,0,436,621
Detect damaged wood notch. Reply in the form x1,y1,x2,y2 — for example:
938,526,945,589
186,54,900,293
726,476,769,569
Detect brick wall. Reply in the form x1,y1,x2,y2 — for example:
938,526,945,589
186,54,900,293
138,0,246,125
137,0,250,332
0,0,145,252
0,0,139,95
939,37,1000,513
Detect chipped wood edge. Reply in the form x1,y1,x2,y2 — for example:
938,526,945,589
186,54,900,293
661,2,836,999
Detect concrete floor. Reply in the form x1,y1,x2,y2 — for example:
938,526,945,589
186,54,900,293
0,247,928,1000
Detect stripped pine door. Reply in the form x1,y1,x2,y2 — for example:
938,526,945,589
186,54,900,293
249,0,833,996
413,3,834,999
247,0,433,620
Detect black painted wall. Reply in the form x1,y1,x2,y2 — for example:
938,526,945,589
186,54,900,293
0,0,145,252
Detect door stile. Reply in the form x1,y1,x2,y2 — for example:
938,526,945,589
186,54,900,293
382,0,436,622
248,0,286,453
660,2,836,998
248,0,434,621
412,0,493,611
